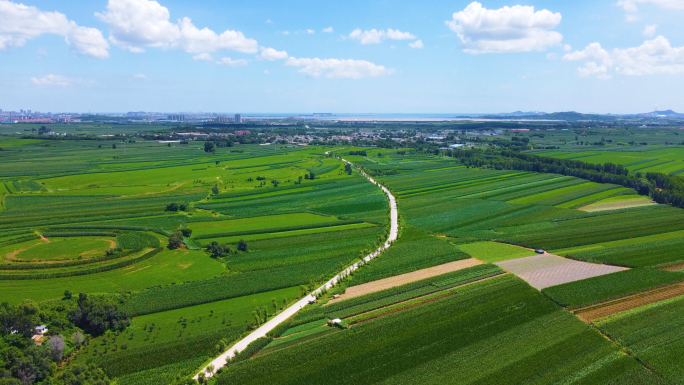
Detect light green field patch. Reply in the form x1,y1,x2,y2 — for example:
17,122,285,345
426,166,465,172
118,286,301,349
579,194,656,212
0,139,43,147
0,248,225,304
456,241,537,263
555,187,629,209
552,229,684,256
190,213,341,237
210,186,316,203
203,222,377,244
8,236,115,261
507,182,596,204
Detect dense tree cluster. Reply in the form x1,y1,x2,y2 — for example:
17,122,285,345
68,294,129,336
0,298,115,384
205,242,231,258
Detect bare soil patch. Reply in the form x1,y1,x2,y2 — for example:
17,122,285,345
328,258,483,304
495,253,628,290
574,281,684,323
660,262,684,272
580,199,656,212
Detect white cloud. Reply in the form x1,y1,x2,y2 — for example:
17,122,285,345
563,36,684,77
263,70,269,74
216,57,248,66
193,53,213,61
546,53,558,59
265,19,273,24
0,0,108,58
322,27,333,33
577,62,611,79
564,44,572,52
282,31,290,35
348,28,416,44
306,29,315,34
643,24,658,37
617,0,684,12
408,39,424,49
284,57,395,79
134,73,146,78
31,74,72,86
96,0,257,57
446,2,563,54
259,47,288,60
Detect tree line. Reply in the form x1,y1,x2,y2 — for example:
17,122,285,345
444,148,684,208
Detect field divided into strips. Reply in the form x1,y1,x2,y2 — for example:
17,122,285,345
542,268,684,308
506,181,623,207
555,187,630,209
596,295,684,383
456,241,537,263
553,230,684,267
215,275,660,385
550,148,684,175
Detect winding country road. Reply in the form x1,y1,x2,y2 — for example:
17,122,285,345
194,156,399,380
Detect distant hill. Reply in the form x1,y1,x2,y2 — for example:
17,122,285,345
634,110,684,118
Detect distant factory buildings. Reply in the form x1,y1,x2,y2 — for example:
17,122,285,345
168,114,185,121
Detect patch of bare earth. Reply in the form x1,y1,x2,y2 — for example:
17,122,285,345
574,281,684,323
326,258,483,305
660,262,684,272
579,199,656,212
495,253,628,290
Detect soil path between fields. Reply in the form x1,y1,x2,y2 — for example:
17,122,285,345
194,153,399,381
325,258,483,305
574,281,684,322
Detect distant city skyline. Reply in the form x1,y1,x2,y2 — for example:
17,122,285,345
1,0,683,113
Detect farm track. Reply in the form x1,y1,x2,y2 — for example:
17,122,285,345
574,281,684,322
193,155,399,380
325,258,483,305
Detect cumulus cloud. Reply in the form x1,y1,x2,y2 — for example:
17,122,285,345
446,2,563,54
322,27,333,33
643,24,658,37
563,36,684,77
216,57,248,66
96,0,257,58
408,39,424,49
306,29,315,34
259,47,288,60
31,74,72,86
134,73,146,78
284,57,395,79
0,0,108,58
193,53,213,61
348,28,417,44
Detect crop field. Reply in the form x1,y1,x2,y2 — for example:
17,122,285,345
215,275,659,384
542,268,684,308
1,236,115,261
456,241,536,263
596,295,684,383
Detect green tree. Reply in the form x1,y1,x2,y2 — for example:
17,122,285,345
237,239,248,252
168,231,184,249
212,185,219,194
204,142,215,153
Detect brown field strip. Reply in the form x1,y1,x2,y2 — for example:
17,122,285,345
574,281,684,323
326,258,483,305
660,262,684,272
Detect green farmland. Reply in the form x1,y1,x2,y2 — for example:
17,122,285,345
2,133,684,385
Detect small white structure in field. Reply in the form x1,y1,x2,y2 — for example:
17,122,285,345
35,325,48,335
331,318,342,325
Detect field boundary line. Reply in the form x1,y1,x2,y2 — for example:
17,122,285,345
193,153,399,381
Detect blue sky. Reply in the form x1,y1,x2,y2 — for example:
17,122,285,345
1,0,683,113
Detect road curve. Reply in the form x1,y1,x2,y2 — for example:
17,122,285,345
194,156,399,380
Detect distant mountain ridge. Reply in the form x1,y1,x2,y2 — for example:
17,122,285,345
486,110,684,120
